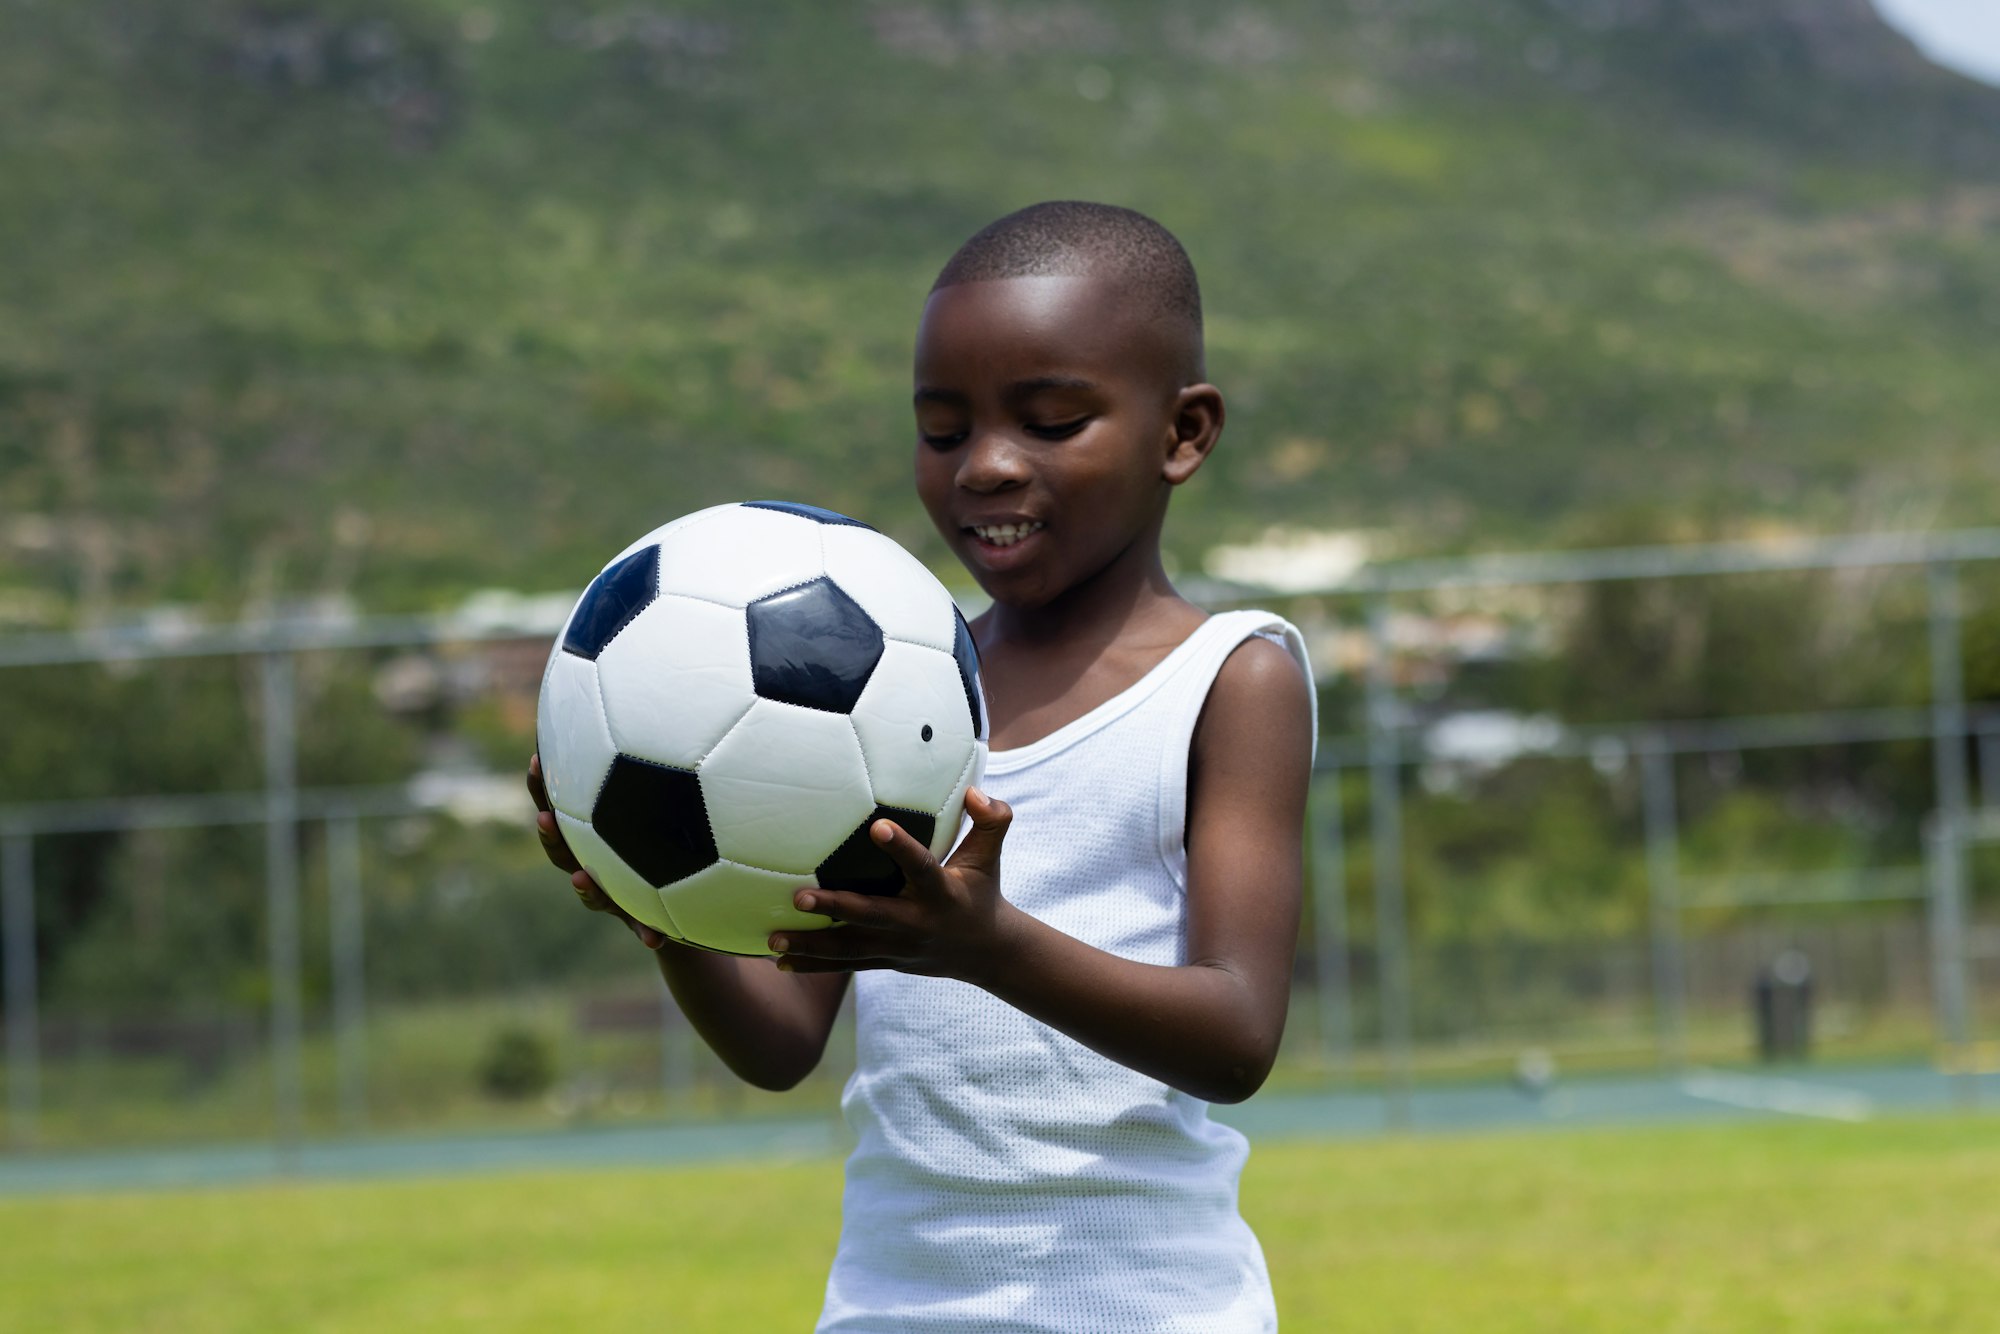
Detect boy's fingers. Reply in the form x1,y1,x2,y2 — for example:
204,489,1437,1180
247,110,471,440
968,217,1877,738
868,817,944,891
536,809,583,874
945,788,1011,877
793,886,913,928
571,869,666,949
769,926,891,962
571,869,629,921
529,754,588,874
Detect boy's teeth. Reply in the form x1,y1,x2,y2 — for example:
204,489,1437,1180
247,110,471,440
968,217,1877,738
973,522,1044,547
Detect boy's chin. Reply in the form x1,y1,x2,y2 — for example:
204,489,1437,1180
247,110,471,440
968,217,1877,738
966,568,1055,611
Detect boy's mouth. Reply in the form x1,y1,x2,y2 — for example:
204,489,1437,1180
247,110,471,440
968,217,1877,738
968,521,1045,550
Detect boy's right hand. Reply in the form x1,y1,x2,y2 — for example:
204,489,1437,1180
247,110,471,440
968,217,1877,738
527,753,669,950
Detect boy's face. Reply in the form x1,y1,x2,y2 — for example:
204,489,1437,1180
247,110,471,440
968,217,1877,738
912,275,1215,610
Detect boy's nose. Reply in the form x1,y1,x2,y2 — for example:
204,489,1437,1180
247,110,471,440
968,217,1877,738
957,432,1031,493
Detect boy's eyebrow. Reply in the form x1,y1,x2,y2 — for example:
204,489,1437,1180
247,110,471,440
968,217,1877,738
913,376,1099,407
1003,375,1097,400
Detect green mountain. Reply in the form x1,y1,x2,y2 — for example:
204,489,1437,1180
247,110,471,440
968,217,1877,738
4,0,1998,619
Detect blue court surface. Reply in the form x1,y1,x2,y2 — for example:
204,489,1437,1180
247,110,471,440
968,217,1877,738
3,1061,1993,1197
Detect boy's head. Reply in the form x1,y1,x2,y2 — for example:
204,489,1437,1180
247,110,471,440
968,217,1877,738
932,201,1206,385
914,202,1222,610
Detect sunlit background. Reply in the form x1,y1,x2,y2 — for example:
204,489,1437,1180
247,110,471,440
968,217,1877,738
3,2,1999,1329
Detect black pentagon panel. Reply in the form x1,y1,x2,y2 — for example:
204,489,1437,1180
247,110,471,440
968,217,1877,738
741,500,876,531
591,755,717,888
952,608,986,739
816,806,937,896
562,546,659,660
747,577,885,714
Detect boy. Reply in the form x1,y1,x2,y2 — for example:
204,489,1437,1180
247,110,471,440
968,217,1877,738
529,201,1315,1331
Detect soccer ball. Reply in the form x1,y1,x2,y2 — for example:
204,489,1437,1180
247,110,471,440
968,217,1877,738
535,500,988,956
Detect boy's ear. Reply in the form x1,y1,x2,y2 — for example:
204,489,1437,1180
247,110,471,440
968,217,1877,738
1162,384,1224,486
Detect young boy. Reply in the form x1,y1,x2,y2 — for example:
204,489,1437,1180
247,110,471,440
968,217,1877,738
529,201,1315,1331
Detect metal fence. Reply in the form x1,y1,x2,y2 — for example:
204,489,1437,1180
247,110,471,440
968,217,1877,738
2,527,1996,1154
1308,529,2000,1120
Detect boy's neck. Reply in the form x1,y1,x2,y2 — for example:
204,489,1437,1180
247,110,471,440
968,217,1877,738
981,533,1198,655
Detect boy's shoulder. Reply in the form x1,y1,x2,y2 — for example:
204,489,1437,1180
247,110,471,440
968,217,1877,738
1213,627,1310,694
1193,617,1315,758
970,603,1311,754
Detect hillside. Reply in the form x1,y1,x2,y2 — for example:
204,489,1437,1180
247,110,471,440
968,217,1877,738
4,0,1999,620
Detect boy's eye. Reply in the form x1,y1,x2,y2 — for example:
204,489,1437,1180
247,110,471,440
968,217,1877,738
1026,417,1090,440
920,429,969,449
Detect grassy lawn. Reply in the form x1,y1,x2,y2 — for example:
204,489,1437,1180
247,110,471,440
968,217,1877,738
3,1117,1997,1331
10,975,1952,1151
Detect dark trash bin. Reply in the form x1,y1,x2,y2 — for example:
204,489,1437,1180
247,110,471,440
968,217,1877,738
1753,950,1813,1063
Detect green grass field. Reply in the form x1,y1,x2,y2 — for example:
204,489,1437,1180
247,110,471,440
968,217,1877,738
4,1117,1996,1332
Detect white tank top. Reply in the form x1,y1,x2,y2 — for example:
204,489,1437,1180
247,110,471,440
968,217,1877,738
819,610,1316,1334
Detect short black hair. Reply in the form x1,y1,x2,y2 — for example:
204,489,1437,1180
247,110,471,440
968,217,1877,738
933,201,1205,381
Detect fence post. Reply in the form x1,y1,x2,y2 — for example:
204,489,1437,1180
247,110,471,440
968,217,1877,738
2,831,37,1147
1925,817,1975,1105
1927,562,1975,1104
1929,561,1971,855
660,983,694,1109
262,651,305,1162
1639,738,1687,1070
1367,597,1412,1127
326,813,366,1132
1978,722,1999,813
1310,768,1352,1079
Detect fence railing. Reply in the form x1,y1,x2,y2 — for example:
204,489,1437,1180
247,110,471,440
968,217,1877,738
3,526,1996,1151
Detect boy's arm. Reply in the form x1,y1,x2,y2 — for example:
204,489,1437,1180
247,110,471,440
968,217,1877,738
528,756,849,1092
773,637,1313,1104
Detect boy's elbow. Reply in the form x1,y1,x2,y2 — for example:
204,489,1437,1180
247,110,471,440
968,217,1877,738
1187,1029,1280,1104
735,1061,810,1092
1184,970,1284,1103
721,1041,822,1092
1198,1055,1274,1105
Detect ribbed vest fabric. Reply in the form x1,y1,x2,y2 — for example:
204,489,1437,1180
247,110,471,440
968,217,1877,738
818,610,1315,1333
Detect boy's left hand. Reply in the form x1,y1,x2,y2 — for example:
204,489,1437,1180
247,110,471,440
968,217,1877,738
770,786,1013,982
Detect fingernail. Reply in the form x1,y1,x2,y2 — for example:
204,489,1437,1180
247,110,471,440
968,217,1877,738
770,936,789,953
797,893,816,911
872,821,892,842
776,958,793,972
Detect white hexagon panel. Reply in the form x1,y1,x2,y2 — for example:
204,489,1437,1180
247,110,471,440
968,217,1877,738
606,510,706,569
821,523,957,653
595,594,755,770
699,700,876,875
654,503,826,608
660,860,835,957
849,640,978,815
536,651,618,821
